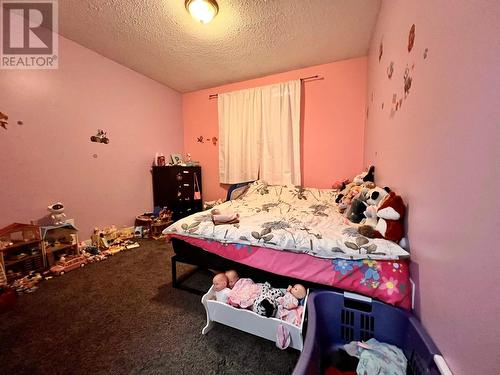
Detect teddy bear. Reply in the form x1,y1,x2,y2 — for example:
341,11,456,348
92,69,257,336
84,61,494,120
47,202,66,225
359,191,405,243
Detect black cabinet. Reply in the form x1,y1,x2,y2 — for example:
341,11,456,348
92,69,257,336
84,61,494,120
152,166,202,220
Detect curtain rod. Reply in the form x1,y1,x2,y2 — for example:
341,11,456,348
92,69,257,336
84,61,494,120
208,75,322,99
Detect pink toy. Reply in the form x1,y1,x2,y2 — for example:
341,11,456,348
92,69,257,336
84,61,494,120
276,284,306,326
228,278,261,309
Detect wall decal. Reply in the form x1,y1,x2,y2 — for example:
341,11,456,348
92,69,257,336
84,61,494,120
408,24,416,52
17,120,23,125
0,111,8,130
381,102,384,110
90,129,109,144
404,67,413,97
92,153,98,158
379,40,383,62
211,136,218,146
423,48,429,59
197,136,204,143
387,62,394,79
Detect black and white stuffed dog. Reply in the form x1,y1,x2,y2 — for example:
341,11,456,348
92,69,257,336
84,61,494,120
252,282,284,318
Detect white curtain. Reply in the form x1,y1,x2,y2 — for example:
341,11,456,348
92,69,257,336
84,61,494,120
218,79,301,185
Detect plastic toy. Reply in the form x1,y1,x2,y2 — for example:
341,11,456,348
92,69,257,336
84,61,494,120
47,202,67,225
90,129,109,144
50,255,87,276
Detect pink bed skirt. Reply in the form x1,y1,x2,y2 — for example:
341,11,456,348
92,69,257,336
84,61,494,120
169,234,412,309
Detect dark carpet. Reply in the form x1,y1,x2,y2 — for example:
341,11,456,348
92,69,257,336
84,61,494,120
0,239,300,375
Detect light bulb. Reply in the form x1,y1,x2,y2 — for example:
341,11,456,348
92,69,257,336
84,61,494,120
186,0,218,24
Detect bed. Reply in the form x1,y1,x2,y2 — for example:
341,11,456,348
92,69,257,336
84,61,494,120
165,181,412,309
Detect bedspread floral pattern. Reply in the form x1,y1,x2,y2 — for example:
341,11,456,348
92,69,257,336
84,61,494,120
165,181,410,261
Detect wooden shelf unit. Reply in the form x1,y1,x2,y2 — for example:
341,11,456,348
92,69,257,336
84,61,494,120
0,223,44,283
41,224,79,267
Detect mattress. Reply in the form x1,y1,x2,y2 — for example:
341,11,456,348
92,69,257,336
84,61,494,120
169,234,411,309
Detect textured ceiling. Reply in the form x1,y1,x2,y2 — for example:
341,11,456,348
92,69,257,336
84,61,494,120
59,0,381,93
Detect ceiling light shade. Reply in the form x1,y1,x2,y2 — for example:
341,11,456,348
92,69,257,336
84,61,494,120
185,0,219,24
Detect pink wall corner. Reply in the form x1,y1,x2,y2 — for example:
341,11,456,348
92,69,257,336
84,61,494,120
365,1,500,374
183,57,368,201
0,36,183,238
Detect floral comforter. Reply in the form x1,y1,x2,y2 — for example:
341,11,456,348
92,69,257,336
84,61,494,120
164,181,410,261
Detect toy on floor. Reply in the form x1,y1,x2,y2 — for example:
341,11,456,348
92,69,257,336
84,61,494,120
225,269,239,288
10,272,42,294
50,255,87,276
276,284,306,326
47,202,67,225
213,273,231,303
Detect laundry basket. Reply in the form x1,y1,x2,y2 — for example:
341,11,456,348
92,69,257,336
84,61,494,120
293,290,446,375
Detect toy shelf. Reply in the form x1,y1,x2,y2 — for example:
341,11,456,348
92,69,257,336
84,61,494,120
4,254,42,267
41,224,79,267
0,223,44,283
45,243,77,254
1,239,41,251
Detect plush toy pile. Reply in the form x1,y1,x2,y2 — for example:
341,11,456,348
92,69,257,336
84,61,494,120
332,166,406,244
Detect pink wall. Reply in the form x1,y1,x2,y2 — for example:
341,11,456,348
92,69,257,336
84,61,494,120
0,36,183,237
365,1,500,374
183,58,367,201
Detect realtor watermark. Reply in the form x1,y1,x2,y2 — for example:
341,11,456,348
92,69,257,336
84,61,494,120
1,0,58,69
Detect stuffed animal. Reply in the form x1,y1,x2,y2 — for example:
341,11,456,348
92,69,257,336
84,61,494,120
365,186,390,206
47,202,66,225
359,192,405,243
252,282,284,318
353,165,375,185
345,197,367,223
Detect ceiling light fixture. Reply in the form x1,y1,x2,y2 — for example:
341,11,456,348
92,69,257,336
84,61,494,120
185,0,219,24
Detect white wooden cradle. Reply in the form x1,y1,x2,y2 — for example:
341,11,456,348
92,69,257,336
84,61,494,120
201,285,308,351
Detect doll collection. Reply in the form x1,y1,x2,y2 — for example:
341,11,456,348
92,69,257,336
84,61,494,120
212,270,306,326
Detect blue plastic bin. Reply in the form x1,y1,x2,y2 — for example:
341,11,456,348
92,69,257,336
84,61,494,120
293,290,443,375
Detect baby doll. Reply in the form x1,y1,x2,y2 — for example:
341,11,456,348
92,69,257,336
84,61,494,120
212,273,231,304
276,284,307,326
225,269,239,289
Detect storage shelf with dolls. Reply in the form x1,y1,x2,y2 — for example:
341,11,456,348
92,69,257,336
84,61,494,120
201,271,309,351
0,223,44,283
41,224,79,267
